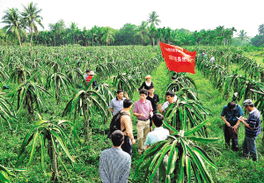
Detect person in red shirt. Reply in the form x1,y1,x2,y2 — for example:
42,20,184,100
84,70,97,88
133,89,153,154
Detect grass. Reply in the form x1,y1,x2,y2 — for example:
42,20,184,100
0,46,263,183
131,61,264,183
244,50,264,66
187,70,264,183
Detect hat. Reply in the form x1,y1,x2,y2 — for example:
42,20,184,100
243,99,254,106
89,71,95,76
145,75,152,79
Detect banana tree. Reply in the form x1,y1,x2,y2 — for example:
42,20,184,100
62,90,108,139
18,117,75,182
137,121,217,183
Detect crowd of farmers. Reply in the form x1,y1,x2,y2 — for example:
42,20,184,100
83,71,262,183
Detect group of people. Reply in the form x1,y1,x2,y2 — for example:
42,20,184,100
93,73,262,183
107,75,174,156
221,99,261,161
99,75,175,183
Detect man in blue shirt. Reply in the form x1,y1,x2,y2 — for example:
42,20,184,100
238,99,261,161
221,101,243,151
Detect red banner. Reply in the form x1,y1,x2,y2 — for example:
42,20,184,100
159,42,196,74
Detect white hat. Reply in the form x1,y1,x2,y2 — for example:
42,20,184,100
243,99,254,106
89,71,95,76
145,75,152,79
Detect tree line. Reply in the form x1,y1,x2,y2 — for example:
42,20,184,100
0,2,263,47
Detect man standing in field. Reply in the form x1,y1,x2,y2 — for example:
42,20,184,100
120,99,136,155
238,99,261,161
109,90,129,116
146,86,160,114
221,101,243,151
144,113,169,183
134,89,153,154
159,91,177,113
99,130,131,183
145,113,169,148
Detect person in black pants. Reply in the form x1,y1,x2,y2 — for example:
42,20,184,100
146,86,159,114
221,101,243,151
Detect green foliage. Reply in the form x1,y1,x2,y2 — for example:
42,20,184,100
18,116,75,182
137,122,217,183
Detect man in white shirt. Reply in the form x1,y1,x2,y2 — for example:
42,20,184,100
109,90,128,116
144,113,169,183
145,113,170,147
159,91,177,113
210,56,215,63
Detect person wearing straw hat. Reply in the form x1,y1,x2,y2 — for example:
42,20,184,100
138,75,154,91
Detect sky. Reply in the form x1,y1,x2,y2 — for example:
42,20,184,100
0,0,263,37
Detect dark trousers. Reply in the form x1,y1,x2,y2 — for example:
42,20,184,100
243,136,257,161
224,125,238,150
121,136,132,156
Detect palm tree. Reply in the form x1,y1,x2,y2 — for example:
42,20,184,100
101,27,116,46
148,11,161,27
137,21,149,45
238,30,248,41
147,11,160,46
2,8,23,46
258,24,264,35
21,2,43,45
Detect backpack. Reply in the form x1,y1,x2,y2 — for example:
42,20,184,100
108,111,128,138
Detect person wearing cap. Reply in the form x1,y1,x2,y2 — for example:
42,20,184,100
99,130,131,183
138,75,154,91
221,101,243,151
238,99,261,161
133,89,153,154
